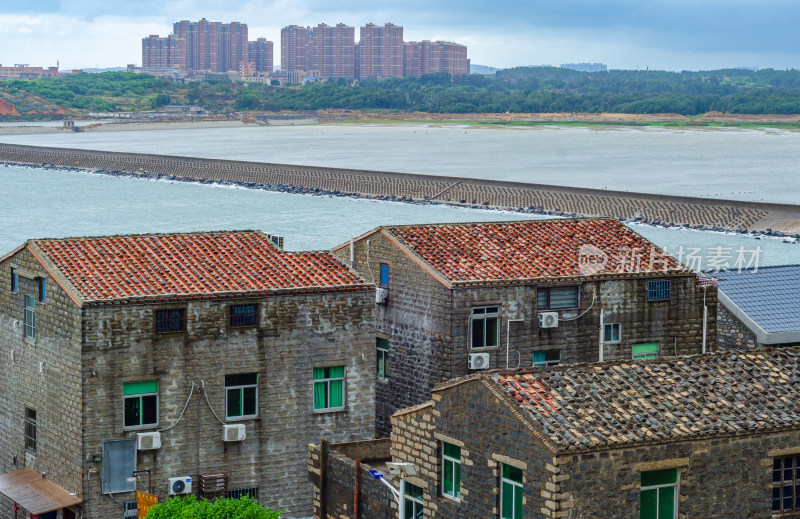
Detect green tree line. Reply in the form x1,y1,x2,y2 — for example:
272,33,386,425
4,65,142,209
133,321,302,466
2,67,800,115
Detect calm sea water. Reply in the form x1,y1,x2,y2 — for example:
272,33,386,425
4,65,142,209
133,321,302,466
1,165,797,269
2,124,800,203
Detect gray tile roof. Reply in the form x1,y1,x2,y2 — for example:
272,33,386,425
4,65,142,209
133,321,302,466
716,265,800,333
486,348,800,453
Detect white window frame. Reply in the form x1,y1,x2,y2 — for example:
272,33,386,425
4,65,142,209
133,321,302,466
640,471,679,519
603,323,621,343
441,442,461,502
470,306,500,350
401,481,424,519
313,366,346,412
500,464,523,519
225,374,259,420
23,294,35,341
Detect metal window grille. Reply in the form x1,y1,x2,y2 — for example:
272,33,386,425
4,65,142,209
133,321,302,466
24,407,36,451
156,308,186,333
227,487,259,502
773,455,800,512
230,304,258,327
376,338,389,379
648,280,672,301
537,286,579,310
122,500,137,519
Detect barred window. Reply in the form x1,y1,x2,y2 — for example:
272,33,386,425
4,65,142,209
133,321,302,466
24,407,36,452
773,455,800,513
227,487,259,502
537,286,579,310
230,304,258,328
648,280,671,301
156,308,186,333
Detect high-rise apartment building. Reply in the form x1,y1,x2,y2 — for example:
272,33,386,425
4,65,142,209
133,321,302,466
403,40,468,77
356,23,404,79
311,23,355,78
141,34,186,70
248,37,274,74
281,25,313,72
171,19,248,73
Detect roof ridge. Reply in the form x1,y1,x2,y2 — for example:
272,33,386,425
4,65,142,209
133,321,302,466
382,215,611,231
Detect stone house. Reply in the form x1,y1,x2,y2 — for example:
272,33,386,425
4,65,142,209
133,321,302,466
310,347,800,518
715,265,800,350
331,217,716,433
0,230,376,519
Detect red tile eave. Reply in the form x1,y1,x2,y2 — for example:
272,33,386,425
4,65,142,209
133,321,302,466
0,243,25,264
81,283,373,307
330,228,381,253
25,245,83,308
379,229,452,288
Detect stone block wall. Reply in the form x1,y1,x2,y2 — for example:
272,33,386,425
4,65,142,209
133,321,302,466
307,439,395,519
556,429,800,517
333,233,453,435
0,248,83,519
717,305,761,350
78,289,375,518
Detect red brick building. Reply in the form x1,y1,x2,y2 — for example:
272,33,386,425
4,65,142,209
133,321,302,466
404,40,469,77
356,23,404,79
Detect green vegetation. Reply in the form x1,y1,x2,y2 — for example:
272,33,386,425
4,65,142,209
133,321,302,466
145,495,283,519
2,67,800,117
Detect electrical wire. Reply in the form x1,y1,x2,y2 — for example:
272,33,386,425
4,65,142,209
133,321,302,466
558,291,596,321
158,381,196,432
200,380,226,425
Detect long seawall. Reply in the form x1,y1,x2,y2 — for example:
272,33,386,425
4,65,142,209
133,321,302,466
2,143,799,235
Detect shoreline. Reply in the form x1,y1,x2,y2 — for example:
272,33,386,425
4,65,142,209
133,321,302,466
1,143,799,237
3,112,800,136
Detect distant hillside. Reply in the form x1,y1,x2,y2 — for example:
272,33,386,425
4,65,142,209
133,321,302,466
470,64,501,75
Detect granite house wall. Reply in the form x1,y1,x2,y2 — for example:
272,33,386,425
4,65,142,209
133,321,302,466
335,234,716,435
716,305,800,351
2,142,795,234
0,249,84,519
79,289,376,518
312,377,800,518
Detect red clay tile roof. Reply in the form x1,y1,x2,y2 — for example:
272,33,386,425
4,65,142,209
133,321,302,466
31,231,368,303
489,348,800,453
383,218,684,284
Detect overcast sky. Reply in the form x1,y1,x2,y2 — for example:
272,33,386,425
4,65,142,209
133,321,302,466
0,0,798,71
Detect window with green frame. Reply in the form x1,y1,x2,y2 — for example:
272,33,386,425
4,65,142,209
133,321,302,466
376,338,388,379
123,381,159,429
640,468,678,519
442,442,461,500
632,343,658,360
403,481,423,519
500,463,523,519
225,373,258,419
313,366,344,411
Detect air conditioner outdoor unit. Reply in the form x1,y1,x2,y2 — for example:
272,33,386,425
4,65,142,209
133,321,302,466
468,352,490,370
538,312,559,329
223,424,246,442
375,287,388,304
168,476,192,495
137,431,161,450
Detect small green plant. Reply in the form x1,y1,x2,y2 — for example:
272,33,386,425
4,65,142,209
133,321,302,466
145,494,284,519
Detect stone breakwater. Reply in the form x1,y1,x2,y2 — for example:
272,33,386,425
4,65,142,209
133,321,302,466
2,143,799,236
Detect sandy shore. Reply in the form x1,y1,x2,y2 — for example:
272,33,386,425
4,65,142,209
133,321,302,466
2,111,799,136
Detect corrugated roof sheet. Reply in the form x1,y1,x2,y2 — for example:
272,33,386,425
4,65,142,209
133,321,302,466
384,218,684,283
716,265,800,333
32,231,368,303
488,348,800,453
0,468,81,515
